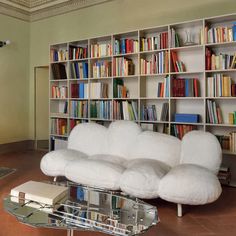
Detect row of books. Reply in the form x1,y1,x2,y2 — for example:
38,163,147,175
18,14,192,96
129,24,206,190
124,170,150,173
69,45,88,60
50,48,68,62
205,26,235,44
140,32,168,51
140,51,169,74
171,51,186,72
216,133,236,152
90,82,108,99
170,28,181,48
51,63,67,80
90,43,112,58
113,100,138,120
206,100,223,124
71,83,88,99
70,119,81,130
113,57,135,76
92,61,112,78
157,76,169,97
229,112,236,125
171,124,196,139
113,79,128,98
172,78,199,97
206,48,236,70
140,105,157,121
207,74,233,97
70,101,88,118
71,62,88,79
90,101,112,119
113,39,139,55
51,85,67,99
51,118,67,135
217,166,231,185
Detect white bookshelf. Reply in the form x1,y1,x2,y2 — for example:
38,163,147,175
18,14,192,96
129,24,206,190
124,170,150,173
49,13,236,185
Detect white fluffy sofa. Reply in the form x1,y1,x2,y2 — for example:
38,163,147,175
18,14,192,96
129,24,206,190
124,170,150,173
41,121,222,216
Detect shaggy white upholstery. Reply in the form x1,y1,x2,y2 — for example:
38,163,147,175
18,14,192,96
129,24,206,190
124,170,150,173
120,159,171,198
64,159,125,190
107,121,142,158
68,122,108,155
129,131,181,167
180,131,222,174
40,149,87,176
40,121,222,209
158,164,222,205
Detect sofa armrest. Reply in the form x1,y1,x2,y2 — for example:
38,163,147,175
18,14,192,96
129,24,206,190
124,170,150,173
40,149,87,177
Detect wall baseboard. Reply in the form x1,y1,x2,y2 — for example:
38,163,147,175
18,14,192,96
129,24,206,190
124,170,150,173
0,140,34,154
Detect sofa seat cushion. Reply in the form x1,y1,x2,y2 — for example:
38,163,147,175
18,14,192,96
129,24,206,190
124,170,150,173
65,159,125,190
120,159,171,199
40,149,87,177
88,154,127,167
158,164,222,205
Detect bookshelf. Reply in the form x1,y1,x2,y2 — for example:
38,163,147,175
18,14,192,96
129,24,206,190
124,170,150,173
49,13,236,185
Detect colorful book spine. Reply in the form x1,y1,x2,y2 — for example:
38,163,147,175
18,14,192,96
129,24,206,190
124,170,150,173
70,101,88,118
172,78,199,97
51,118,67,135
114,38,139,55
113,100,138,120
90,43,112,58
90,101,112,119
92,61,112,78
113,57,135,76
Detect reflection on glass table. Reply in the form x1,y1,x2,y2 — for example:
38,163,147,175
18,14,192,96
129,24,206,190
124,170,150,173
4,182,159,236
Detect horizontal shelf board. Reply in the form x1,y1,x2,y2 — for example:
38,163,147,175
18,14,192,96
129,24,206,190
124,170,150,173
140,73,168,77
223,150,236,155
206,97,236,100
170,97,204,100
140,97,169,100
90,98,112,100
206,123,236,127
170,44,203,51
50,60,67,64
50,79,68,82
171,122,204,126
113,98,139,100
113,52,139,57
90,77,112,80
139,120,169,124
69,98,88,100
205,69,236,73
90,55,112,60
205,41,236,48
139,48,169,55
170,71,204,75
50,113,69,118
68,78,88,81
69,117,89,120
113,75,139,78
50,134,68,138
90,118,112,121
50,98,68,100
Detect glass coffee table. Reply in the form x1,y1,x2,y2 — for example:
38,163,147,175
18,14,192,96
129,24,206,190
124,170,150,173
4,182,158,236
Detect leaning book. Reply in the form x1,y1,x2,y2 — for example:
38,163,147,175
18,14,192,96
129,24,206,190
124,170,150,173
10,181,68,206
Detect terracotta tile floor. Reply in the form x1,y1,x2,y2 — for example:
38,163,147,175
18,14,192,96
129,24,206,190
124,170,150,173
0,150,236,236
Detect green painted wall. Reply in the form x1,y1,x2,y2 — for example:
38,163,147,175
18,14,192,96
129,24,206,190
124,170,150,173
23,0,236,138
0,14,29,144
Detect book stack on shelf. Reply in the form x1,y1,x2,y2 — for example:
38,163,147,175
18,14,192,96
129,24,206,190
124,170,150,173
206,100,223,124
216,132,236,153
51,85,67,99
171,124,196,139
140,31,168,51
71,83,88,99
90,42,112,58
70,101,88,119
92,61,112,78
172,77,199,97
51,118,67,136
218,166,231,185
90,101,112,120
114,38,139,54
71,62,88,79
51,63,67,80
69,45,88,60
50,48,68,62
140,105,157,121
229,112,236,124
113,57,135,76
171,51,186,72
113,79,128,98
156,76,170,97
90,82,108,99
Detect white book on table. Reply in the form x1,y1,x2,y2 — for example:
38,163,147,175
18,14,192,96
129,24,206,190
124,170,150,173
10,181,68,205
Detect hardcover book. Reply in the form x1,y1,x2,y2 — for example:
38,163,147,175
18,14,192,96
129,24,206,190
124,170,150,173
10,181,68,205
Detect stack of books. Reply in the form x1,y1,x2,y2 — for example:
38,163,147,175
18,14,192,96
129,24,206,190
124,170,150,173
218,166,231,185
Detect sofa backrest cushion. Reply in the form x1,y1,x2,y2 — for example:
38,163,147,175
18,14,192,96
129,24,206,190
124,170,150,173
68,122,108,155
107,121,142,158
180,131,222,174
128,131,181,167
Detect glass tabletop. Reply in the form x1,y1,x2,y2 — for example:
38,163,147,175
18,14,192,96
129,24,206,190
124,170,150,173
4,182,158,236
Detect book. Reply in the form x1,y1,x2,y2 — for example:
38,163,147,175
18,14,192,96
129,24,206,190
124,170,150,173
11,181,68,206
174,113,199,123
